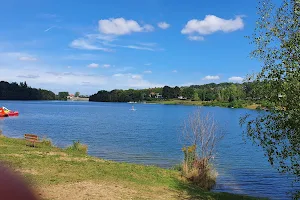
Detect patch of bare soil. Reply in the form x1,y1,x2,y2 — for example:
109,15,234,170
1,153,24,157
15,168,40,175
37,181,183,200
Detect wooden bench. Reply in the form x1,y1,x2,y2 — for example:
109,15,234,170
24,134,39,147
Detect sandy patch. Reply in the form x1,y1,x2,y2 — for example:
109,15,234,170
37,181,182,200
15,168,40,175
1,153,24,157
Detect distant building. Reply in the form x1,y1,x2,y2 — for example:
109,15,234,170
155,93,163,99
178,96,187,100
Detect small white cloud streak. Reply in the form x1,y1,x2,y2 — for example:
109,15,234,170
143,70,152,74
203,75,220,80
228,76,243,82
87,63,99,68
102,64,110,68
44,26,56,32
188,36,204,41
19,56,37,61
70,38,113,52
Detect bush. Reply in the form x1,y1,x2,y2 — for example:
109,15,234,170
66,141,88,154
40,136,52,147
181,145,217,190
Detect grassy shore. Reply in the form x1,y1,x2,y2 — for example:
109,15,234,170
147,99,259,110
0,136,263,200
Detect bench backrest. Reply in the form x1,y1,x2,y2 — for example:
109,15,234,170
24,134,38,141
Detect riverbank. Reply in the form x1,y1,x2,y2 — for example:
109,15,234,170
146,99,259,110
0,136,262,200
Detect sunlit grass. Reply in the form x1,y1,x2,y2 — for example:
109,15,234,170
0,136,264,199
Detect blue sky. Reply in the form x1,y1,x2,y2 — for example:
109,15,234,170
0,0,262,94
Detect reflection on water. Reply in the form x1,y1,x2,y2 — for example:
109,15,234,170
0,101,294,199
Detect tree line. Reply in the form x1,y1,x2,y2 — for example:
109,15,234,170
89,82,258,104
0,81,56,100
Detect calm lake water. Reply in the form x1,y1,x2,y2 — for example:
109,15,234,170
0,101,294,199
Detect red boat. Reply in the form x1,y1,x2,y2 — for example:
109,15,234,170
0,108,8,117
1,107,19,117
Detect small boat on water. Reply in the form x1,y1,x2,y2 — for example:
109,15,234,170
130,106,137,111
0,107,19,117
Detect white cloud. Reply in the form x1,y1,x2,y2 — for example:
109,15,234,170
87,63,99,68
143,70,152,74
70,38,113,52
157,22,170,29
123,45,154,51
172,70,178,73
203,75,220,80
99,18,154,35
182,15,244,40
44,26,56,32
19,56,37,61
112,73,162,88
188,35,204,41
102,64,110,68
228,76,243,82
0,52,163,93
17,74,40,79
144,63,152,66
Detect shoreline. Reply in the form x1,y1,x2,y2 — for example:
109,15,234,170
0,135,263,200
144,100,259,110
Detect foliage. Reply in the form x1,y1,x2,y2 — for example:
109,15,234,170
0,81,55,100
66,141,88,154
40,136,52,147
57,92,69,101
181,109,224,190
90,82,258,104
241,0,300,198
74,92,80,97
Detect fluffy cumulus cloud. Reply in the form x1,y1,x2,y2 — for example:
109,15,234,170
157,22,170,29
99,18,154,35
203,75,220,80
182,15,244,40
87,63,99,68
228,76,243,82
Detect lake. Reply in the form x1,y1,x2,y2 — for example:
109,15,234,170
0,101,294,199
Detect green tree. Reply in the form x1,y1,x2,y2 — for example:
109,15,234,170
192,92,200,101
75,92,80,97
58,92,69,101
182,87,194,99
241,0,300,198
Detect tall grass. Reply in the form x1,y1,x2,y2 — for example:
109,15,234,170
182,145,217,190
66,141,88,154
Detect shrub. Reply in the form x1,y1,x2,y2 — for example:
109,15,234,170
181,145,217,190
40,136,52,147
66,141,88,154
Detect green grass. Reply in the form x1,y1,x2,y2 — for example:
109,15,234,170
0,136,264,199
147,99,258,109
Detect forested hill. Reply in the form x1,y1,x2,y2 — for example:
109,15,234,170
0,81,56,100
89,82,257,104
